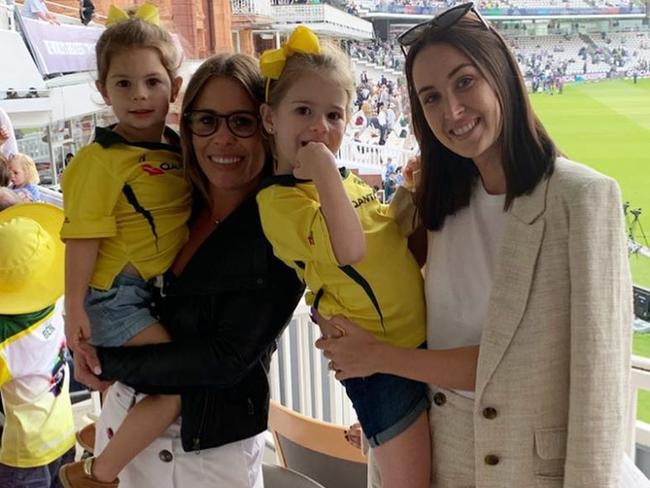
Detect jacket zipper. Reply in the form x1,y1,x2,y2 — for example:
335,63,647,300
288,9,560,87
192,395,209,452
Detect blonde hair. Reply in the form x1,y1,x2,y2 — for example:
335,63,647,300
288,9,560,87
265,42,356,114
179,53,269,206
95,13,179,85
11,153,40,185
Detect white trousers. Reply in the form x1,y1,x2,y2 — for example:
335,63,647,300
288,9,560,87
95,382,265,488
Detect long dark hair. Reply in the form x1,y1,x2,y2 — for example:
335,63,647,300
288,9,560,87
404,16,556,230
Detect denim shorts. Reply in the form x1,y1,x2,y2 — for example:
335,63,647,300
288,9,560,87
342,357,429,447
0,446,74,488
85,273,158,347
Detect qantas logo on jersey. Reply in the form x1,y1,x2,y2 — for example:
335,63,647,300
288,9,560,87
352,192,376,208
142,164,165,176
139,154,182,176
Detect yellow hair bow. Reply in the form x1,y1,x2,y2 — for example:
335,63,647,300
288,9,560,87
259,26,321,100
106,3,160,27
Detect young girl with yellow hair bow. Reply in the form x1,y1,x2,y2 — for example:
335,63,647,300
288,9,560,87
58,5,190,487
257,26,432,488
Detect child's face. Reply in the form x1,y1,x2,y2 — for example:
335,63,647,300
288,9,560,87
9,159,26,187
96,47,182,142
262,72,348,171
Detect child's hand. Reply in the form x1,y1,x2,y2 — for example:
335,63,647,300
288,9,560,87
64,307,92,351
344,422,362,450
403,156,421,192
293,142,337,181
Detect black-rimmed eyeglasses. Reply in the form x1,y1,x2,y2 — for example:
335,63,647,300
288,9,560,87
397,2,491,56
184,110,260,138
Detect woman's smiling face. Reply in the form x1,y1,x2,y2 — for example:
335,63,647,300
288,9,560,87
190,77,266,198
412,42,503,167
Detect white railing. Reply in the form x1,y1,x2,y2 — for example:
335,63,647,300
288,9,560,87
231,0,272,17
269,300,357,426
629,355,650,458
0,1,15,31
338,138,417,171
272,4,374,39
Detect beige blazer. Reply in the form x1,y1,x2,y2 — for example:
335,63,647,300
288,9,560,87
471,157,632,487
382,157,633,487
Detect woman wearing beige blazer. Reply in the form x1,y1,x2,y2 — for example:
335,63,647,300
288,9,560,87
316,3,635,487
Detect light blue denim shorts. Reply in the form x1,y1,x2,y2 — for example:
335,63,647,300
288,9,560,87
85,273,158,347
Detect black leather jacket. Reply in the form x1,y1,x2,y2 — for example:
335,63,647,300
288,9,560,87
96,195,304,452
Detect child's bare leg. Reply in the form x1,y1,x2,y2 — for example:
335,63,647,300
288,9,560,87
92,394,181,482
92,322,180,482
372,410,431,488
123,322,171,346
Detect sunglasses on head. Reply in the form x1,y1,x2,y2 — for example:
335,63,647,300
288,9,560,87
397,2,491,56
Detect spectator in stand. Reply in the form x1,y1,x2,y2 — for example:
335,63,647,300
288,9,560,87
79,0,95,25
0,154,10,186
352,107,368,130
360,70,369,84
376,104,388,145
22,0,60,24
382,170,397,202
386,103,396,134
395,166,404,186
397,112,409,138
0,107,17,160
9,153,41,202
64,152,74,168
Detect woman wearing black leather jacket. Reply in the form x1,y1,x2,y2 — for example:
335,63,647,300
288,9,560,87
73,54,304,488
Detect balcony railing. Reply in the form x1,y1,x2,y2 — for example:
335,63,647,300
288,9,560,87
0,1,15,31
630,355,650,458
270,300,357,426
338,138,416,172
272,4,374,39
231,0,273,17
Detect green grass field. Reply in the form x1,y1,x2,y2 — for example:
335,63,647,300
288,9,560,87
529,79,650,421
530,78,650,288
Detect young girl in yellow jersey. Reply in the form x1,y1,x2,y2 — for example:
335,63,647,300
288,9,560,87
256,26,431,488
58,5,190,487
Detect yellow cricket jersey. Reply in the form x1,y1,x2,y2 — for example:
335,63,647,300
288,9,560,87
257,170,425,348
0,302,75,468
60,127,192,290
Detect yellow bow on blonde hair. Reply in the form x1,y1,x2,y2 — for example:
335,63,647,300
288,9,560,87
259,25,321,101
106,3,160,27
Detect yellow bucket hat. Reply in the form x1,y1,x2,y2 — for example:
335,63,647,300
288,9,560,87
0,203,64,314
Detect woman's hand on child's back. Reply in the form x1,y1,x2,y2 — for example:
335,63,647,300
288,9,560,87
293,142,338,181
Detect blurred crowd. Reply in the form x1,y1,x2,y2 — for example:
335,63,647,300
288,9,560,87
0,107,43,209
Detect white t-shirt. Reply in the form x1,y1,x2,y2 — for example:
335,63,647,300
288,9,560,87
424,181,508,396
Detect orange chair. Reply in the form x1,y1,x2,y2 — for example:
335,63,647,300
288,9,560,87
268,401,367,488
